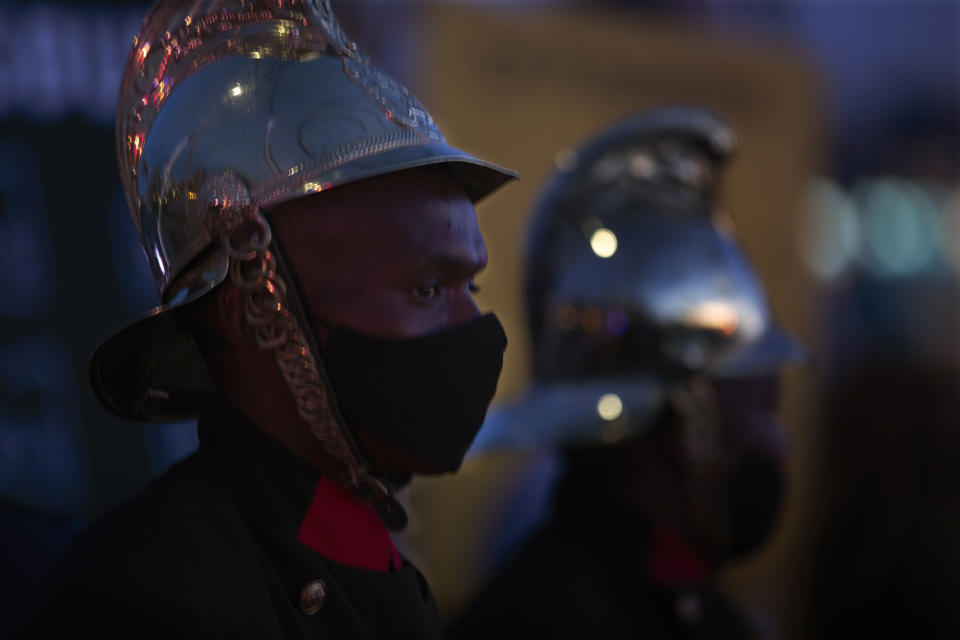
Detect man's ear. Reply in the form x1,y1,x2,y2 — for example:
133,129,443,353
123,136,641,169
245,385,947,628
311,319,331,349
191,282,249,348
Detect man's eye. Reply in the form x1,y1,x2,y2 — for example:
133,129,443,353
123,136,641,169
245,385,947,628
415,284,441,300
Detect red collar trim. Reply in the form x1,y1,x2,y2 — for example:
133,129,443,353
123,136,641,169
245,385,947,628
297,476,402,573
647,523,712,586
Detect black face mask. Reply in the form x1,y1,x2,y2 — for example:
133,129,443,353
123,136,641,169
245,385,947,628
320,313,507,474
725,452,785,558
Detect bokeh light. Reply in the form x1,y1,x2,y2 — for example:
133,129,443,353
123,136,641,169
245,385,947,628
589,227,618,258
797,177,860,280
605,309,629,336
579,307,604,333
860,179,941,276
596,393,623,421
941,190,960,275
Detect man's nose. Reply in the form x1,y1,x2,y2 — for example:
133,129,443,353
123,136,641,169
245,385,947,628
449,289,482,326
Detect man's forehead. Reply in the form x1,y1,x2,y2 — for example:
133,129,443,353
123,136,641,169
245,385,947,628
336,186,479,242
276,168,484,269
382,199,486,275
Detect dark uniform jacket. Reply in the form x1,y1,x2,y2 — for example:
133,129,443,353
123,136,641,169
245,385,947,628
27,400,440,639
448,488,756,640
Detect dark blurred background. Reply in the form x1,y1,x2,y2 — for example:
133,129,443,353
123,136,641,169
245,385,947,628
0,1,956,637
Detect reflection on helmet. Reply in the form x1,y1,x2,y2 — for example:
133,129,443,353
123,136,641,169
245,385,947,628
471,106,799,454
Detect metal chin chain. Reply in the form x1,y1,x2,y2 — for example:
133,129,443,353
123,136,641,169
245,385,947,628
202,174,389,504
667,376,732,557
669,376,719,465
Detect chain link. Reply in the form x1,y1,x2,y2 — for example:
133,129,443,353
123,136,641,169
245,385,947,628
217,209,381,495
668,376,733,555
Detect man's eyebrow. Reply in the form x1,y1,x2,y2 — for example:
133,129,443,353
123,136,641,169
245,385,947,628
415,250,487,276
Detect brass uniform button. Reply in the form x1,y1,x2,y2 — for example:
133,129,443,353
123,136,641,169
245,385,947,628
299,579,327,615
675,590,702,626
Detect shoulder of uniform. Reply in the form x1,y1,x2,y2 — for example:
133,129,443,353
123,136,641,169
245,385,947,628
26,574,206,639
27,456,259,631
66,456,240,559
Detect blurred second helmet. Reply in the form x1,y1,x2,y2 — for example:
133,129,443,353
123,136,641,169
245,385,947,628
472,106,799,454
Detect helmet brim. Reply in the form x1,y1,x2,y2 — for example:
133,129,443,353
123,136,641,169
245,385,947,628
712,326,806,379
256,142,519,210
468,327,804,456
89,294,217,422
467,376,665,456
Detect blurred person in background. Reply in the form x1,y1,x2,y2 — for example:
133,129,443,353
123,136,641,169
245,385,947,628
448,107,800,639
798,98,960,639
27,0,514,637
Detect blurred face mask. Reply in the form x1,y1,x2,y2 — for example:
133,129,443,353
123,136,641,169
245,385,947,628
677,375,787,561
320,313,507,474
713,374,787,559
725,451,785,557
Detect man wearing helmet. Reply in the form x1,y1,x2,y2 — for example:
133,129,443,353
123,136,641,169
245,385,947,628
28,1,514,638
449,107,799,639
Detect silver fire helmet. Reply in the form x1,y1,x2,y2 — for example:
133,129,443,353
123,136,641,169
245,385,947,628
471,106,800,454
92,0,516,425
